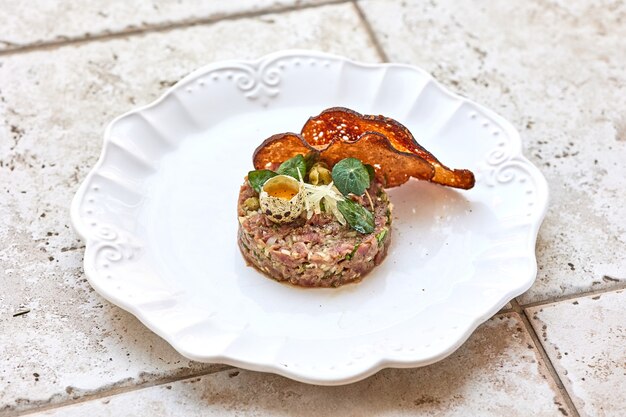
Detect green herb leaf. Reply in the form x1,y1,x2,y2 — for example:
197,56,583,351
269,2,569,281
331,157,371,196
337,199,375,234
277,154,306,180
248,169,277,193
303,151,320,173
365,164,375,182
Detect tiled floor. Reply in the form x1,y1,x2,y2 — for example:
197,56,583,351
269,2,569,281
527,290,626,417
21,315,572,417
0,0,337,50
1,1,624,416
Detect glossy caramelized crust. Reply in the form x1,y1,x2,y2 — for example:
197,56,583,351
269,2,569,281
253,107,475,189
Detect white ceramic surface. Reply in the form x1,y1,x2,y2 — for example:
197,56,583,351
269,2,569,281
71,50,548,385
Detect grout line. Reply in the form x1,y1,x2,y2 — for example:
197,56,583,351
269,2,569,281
14,309,515,415
519,281,626,310
0,0,350,57
511,299,581,417
351,0,389,62
10,310,516,415
12,365,232,417
9,307,576,415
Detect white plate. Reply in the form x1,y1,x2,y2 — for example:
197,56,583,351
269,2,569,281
71,50,548,385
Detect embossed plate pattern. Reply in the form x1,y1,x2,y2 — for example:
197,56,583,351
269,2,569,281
71,51,548,385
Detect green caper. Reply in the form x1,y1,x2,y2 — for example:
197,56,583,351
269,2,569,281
308,162,332,185
243,196,260,211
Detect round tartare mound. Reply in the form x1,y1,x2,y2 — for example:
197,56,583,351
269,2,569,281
237,179,392,288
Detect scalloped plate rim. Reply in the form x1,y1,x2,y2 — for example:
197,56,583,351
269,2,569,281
70,49,549,385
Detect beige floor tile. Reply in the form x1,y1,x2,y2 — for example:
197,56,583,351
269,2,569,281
0,4,379,414
29,313,572,417
527,289,626,417
358,0,626,304
0,0,337,51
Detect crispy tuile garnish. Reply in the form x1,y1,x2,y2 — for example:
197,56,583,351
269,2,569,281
253,107,475,189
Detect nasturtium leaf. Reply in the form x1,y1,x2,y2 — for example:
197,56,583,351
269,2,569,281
337,199,374,234
331,157,371,196
248,169,277,193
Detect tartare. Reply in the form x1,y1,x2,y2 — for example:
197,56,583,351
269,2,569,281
237,107,475,288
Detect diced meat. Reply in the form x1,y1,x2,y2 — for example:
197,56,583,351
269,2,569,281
237,179,392,288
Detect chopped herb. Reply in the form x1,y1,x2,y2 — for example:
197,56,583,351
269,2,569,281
337,199,374,234
331,157,371,196
277,154,307,180
376,229,388,245
345,243,360,260
248,170,277,193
